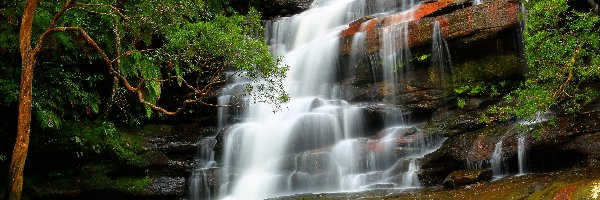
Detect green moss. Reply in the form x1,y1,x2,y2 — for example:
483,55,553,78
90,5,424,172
28,164,152,197
56,120,151,167
452,54,521,98
572,181,599,199
527,180,580,199
85,173,151,194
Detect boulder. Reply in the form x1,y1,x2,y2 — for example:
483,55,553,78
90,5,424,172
442,169,492,188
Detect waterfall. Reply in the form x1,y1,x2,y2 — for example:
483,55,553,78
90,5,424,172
380,24,410,85
431,20,452,86
197,1,447,199
189,137,218,199
490,139,505,177
217,96,231,129
517,135,527,175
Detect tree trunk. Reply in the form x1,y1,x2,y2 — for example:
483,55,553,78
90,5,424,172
9,0,39,199
8,56,35,200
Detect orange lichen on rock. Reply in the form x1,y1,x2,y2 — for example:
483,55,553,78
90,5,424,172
384,1,452,27
340,16,377,37
340,1,455,38
339,0,519,56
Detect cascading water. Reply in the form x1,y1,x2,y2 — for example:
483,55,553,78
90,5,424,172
217,96,231,129
189,137,218,200
197,1,446,199
517,135,527,175
431,20,452,86
490,139,505,177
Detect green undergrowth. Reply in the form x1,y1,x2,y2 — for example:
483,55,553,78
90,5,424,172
451,54,522,108
28,163,152,197
52,120,152,168
82,164,152,194
25,120,161,198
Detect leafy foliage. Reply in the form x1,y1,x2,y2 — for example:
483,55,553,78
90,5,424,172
33,68,103,129
504,0,600,122
119,3,288,112
451,55,521,108
52,120,150,167
0,0,288,125
82,164,151,194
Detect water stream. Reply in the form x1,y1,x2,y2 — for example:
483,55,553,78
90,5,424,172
194,1,543,197
517,135,527,175
189,137,218,200
431,20,452,86
192,1,450,199
183,0,533,199
490,139,505,177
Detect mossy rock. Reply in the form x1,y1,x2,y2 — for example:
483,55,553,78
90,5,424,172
443,169,492,188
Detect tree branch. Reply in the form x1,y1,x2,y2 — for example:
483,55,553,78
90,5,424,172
31,1,233,116
71,3,127,19
552,47,580,99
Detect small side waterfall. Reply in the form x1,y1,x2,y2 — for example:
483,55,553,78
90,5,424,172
189,137,218,200
217,96,231,129
380,23,411,85
517,135,527,174
490,139,505,177
431,20,452,86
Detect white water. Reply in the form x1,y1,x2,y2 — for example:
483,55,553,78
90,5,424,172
517,135,527,174
189,137,218,200
490,139,505,177
201,1,446,199
431,20,452,85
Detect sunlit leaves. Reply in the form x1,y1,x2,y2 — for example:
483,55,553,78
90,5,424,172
160,6,288,110
506,0,600,122
1,0,288,124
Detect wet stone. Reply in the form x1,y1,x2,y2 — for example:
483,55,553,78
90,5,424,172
360,183,396,189
443,169,492,188
143,177,186,196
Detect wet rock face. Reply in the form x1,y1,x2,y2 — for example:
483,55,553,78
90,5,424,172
255,0,314,18
148,126,220,176
143,125,220,198
339,0,521,55
443,169,492,188
143,177,186,197
188,167,224,199
563,133,600,160
417,104,600,186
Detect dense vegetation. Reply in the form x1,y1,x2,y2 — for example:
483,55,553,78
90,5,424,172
1,0,287,198
1,0,287,127
506,0,599,121
0,0,598,198
450,0,600,125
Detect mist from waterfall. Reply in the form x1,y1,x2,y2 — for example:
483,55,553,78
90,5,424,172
200,0,446,199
